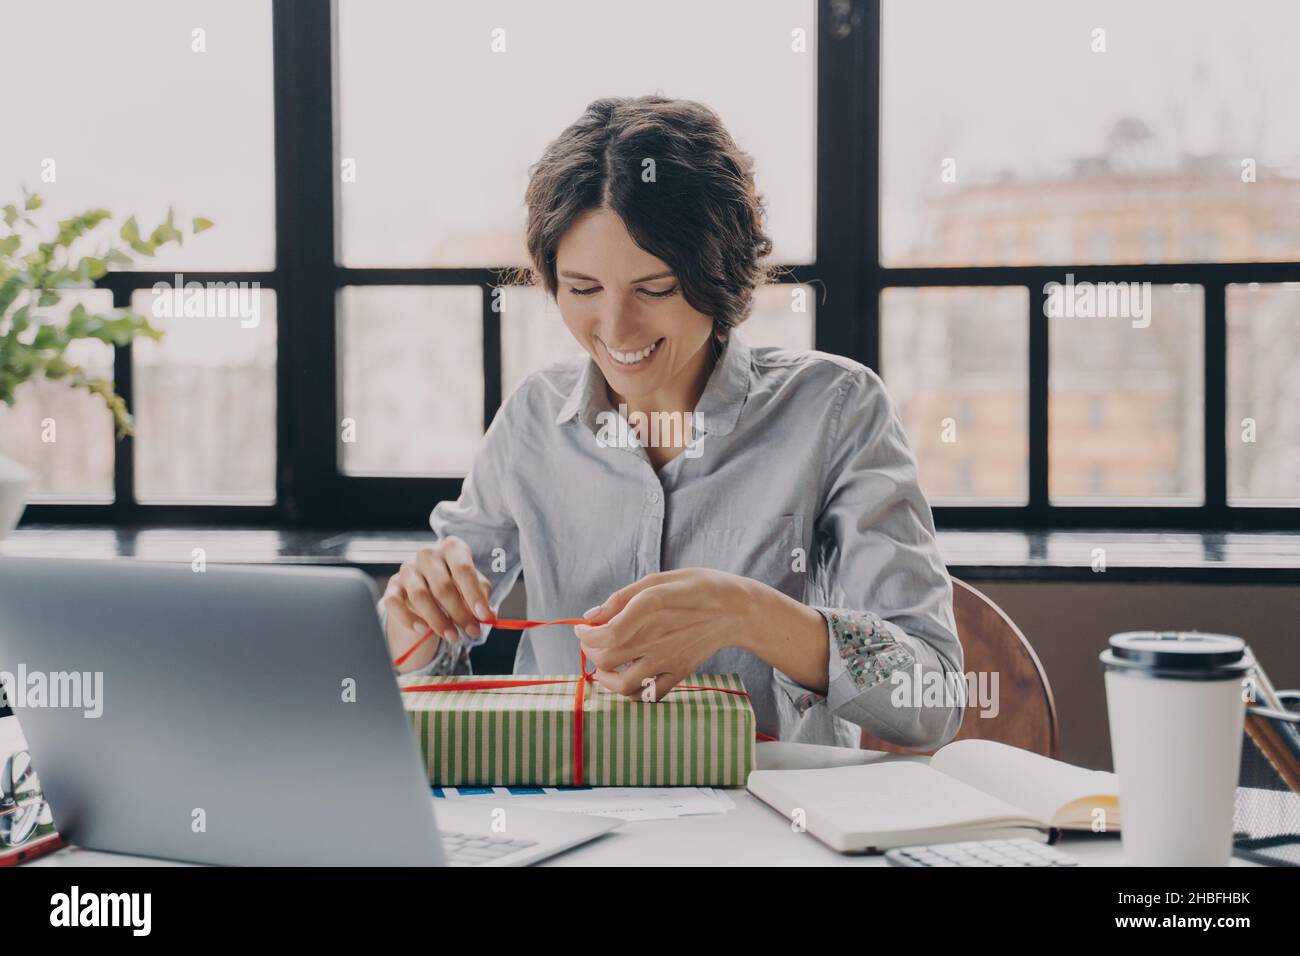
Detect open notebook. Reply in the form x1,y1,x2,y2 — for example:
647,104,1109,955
747,739,1120,853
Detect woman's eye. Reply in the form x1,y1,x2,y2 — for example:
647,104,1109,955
638,286,680,299
568,286,601,297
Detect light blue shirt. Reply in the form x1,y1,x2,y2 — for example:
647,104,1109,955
391,331,965,750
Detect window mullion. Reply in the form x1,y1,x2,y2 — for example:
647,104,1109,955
1205,280,1228,514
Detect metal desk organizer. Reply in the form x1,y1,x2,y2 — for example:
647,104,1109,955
1235,690,1300,866
0,746,60,857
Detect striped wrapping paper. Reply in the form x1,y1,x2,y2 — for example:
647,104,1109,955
398,673,756,787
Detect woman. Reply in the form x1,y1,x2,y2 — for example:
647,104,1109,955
381,95,964,749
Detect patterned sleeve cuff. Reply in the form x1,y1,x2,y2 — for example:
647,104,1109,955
774,607,918,718
811,608,915,723
436,635,474,675
381,595,482,678
412,632,474,676
821,607,916,693
393,631,475,677
774,613,920,717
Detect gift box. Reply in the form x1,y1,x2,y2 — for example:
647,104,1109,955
398,672,757,787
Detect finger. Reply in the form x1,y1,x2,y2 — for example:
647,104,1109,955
401,564,456,642
581,571,677,624
444,539,492,620
385,594,439,669
576,585,669,652
382,586,425,636
475,571,494,618
444,550,489,636
578,628,642,672
590,659,659,699
646,671,684,701
415,549,480,639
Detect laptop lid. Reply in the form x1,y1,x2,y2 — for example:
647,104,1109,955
0,556,446,866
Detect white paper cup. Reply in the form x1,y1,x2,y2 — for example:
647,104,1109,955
1101,631,1252,867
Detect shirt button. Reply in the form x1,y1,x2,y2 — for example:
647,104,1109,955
648,491,661,504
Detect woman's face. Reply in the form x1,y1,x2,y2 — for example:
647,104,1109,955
553,208,714,404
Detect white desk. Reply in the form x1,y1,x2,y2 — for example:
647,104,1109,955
30,790,1134,868
20,742,1259,868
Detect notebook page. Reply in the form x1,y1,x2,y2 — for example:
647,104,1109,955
930,739,1119,826
749,760,1044,843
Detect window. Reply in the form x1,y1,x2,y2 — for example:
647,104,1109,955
1,1,274,270
130,289,278,503
0,291,115,502
743,285,817,353
7,0,1297,530
881,0,1300,267
499,286,585,400
1049,285,1204,504
1227,283,1300,504
876,0,1300,528
881,287,1028,504
336,0,815,268
1,0,276,518
338,287,483,477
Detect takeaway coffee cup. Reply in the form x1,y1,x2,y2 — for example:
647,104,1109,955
1100,631,1253,866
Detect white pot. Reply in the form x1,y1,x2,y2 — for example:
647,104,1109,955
0,451,31,538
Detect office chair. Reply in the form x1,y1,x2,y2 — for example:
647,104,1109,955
859,576,1060,759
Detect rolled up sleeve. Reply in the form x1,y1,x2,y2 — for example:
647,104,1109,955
774,368,965,751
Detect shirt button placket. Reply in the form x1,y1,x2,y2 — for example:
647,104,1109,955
643,480,664,576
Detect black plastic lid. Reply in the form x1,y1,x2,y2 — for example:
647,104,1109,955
1100,631,1254,681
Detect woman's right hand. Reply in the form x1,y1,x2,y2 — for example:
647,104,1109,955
383,537,493,671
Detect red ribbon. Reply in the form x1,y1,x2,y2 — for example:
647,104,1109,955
392,615,584,668
396,614,776,785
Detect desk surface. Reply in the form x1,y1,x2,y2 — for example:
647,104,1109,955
30,791,1143,868
20,742,1260,868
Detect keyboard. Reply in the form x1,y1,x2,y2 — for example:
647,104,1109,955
439,828,540,866
885,838,1078,867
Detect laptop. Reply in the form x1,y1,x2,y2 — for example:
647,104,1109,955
0,556,618,866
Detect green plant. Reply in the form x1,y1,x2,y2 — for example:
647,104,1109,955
0,191,212,438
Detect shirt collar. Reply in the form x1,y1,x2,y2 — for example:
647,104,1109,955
554,331,752,436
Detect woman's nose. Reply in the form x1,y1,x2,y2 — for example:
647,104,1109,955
596,300,643,341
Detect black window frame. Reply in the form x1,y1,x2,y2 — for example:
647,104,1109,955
20,0,1300,531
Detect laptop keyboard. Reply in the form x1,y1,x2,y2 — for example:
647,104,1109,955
439,829,540,866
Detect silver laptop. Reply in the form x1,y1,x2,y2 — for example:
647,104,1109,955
0,556,618,866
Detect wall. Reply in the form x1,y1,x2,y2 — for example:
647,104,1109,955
973,580,1300,771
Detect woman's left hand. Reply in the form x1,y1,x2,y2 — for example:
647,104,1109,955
574,567,758,700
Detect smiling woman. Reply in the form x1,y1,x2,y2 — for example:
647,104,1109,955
521,96,774,470
379,95,966,751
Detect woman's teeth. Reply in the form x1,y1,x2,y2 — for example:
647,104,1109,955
607,339,661,365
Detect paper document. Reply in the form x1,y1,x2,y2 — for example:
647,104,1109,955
432,785,736,821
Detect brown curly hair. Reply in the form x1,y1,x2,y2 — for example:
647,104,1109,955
510,95,776,349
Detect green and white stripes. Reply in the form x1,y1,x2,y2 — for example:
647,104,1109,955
398,674,756,787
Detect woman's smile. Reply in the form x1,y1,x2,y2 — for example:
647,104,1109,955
599,335,665,372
